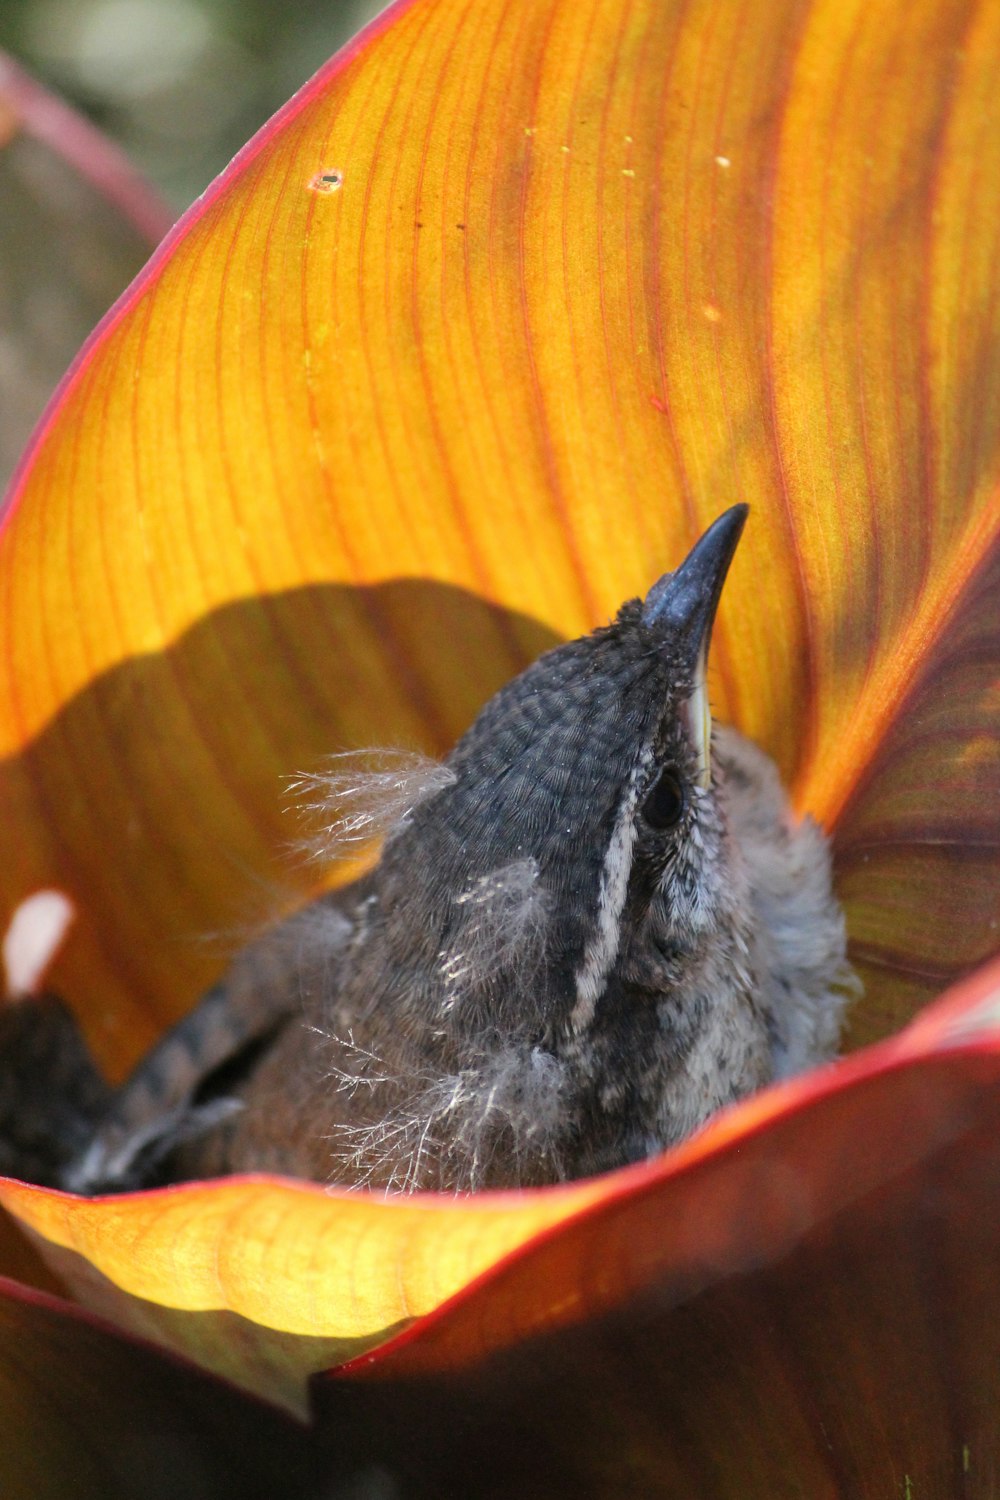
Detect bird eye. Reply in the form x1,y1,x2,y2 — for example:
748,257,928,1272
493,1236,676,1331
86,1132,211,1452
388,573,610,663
641,767,685,830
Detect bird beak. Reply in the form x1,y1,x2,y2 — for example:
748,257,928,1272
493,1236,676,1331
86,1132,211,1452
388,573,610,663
642,505,748,788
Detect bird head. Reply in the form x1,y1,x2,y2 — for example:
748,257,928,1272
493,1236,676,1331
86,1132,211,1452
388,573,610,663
382,508,758,1052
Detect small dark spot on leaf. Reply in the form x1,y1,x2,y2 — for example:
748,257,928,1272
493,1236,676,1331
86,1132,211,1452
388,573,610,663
456,223,466,230
309,170,343,194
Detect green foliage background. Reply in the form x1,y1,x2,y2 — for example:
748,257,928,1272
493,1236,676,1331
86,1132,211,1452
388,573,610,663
0,0,383,208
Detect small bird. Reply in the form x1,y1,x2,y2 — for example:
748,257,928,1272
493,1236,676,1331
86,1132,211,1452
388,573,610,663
48,506,849,1195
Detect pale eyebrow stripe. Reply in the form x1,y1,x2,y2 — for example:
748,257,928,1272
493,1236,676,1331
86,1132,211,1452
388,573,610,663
568,748,651,1034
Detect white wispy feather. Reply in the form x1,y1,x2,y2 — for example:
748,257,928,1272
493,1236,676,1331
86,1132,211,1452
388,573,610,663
320,1029,567,1194
288,749,456,862
439,859,548,1015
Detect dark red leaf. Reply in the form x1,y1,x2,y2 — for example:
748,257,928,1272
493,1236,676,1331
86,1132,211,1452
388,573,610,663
0,1275,311,1500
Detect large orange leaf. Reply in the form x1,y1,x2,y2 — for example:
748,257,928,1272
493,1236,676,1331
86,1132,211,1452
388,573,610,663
1,0,996,1071
0,0,998,1440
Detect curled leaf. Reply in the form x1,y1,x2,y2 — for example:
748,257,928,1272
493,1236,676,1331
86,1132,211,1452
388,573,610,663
0,0,996,1433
